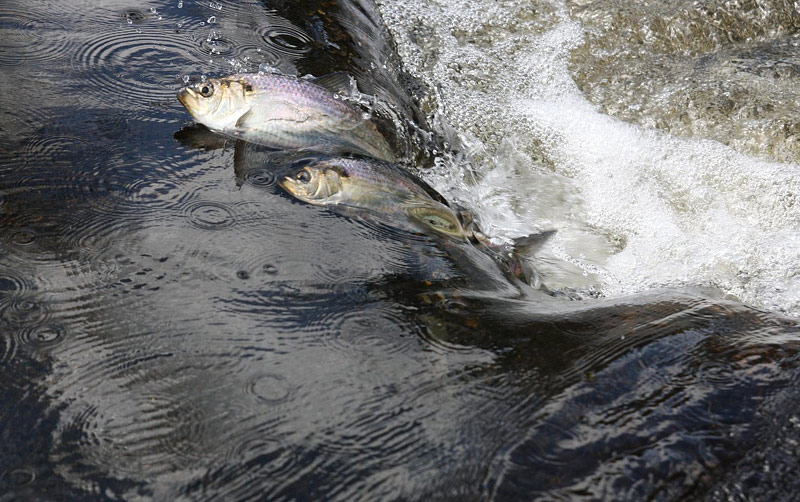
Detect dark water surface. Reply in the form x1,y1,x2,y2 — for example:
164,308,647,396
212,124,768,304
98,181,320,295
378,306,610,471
2,0,800,500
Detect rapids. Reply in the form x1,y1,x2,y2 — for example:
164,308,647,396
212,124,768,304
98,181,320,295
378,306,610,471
377,0,800,316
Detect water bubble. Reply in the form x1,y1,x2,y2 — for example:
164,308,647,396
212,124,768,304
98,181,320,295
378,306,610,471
209,1,222,10
121,10,146,24
207,16,216,24
178,0,183,7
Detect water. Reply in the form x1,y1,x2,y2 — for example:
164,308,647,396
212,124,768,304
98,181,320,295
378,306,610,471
1,0,800,500
377,0,800,316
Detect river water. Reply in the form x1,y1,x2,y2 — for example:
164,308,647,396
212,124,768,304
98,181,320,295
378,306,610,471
1,0,800,500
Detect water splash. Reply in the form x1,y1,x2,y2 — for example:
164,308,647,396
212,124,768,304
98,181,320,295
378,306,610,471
376,0,800,315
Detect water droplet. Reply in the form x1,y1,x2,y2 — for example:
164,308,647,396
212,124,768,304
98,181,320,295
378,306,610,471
177,0,183,7
207,16,216,24
262,264,278,275
209,1,223,10
236,270,250,280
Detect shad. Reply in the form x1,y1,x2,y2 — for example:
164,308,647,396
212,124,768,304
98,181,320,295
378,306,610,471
178,73,396,161
278,156,554,285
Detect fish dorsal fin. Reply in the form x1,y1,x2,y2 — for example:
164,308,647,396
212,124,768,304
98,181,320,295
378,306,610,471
310,72,356,95
513,230,556,256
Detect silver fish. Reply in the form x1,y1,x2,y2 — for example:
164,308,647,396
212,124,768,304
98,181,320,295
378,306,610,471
278,156,555,284
177,73,396,161
278,157,469,238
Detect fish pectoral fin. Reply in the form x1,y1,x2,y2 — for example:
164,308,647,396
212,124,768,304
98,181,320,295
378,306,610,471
512,230,557,256
234,108,253,128
310,72,357,96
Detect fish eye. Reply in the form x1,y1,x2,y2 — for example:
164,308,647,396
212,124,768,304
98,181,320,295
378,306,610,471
199,83,214,97
296,169,312,183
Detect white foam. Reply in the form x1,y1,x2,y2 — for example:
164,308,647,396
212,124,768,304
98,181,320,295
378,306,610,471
377,0,800,315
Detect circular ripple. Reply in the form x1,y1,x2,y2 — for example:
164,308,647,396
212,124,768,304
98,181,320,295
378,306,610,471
7,228,37,248
1,227,55,262
58,391,211,479
0,272,34,304
20,134,96,166
200,36,235,56
19,323,66,349
242,168,277,188
0,467,36,487
0,8,75,67
0,332,17,364
217,434,301,501
2,297,49,328
183,200,237,230
244,373,293,405
258,23,312,56
324,307,420,357
71,27,195,108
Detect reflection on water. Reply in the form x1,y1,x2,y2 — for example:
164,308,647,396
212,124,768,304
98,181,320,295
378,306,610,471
2,0,800,500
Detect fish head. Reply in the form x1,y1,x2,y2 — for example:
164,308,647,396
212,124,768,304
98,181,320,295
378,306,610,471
177,76,254,131
279,163,345,205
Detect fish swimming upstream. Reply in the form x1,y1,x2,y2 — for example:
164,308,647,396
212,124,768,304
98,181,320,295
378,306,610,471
278,156,554,284
177,73,397,161
279,156,468,238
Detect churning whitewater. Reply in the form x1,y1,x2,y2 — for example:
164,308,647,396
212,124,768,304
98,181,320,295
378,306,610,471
376,0,800,316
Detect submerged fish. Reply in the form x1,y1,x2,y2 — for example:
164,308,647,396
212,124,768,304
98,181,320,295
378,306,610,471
177,73,396,161
278,157,553,284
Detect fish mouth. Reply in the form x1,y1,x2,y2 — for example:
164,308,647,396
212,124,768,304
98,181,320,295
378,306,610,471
278,176,297,194
177,86,198,109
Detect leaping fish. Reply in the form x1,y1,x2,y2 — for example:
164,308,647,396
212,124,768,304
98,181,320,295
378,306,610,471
177,73,396,161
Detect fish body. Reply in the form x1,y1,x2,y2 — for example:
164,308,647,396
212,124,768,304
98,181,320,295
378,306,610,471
278,157,555,284
177,73,396,161
278,157,467,238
